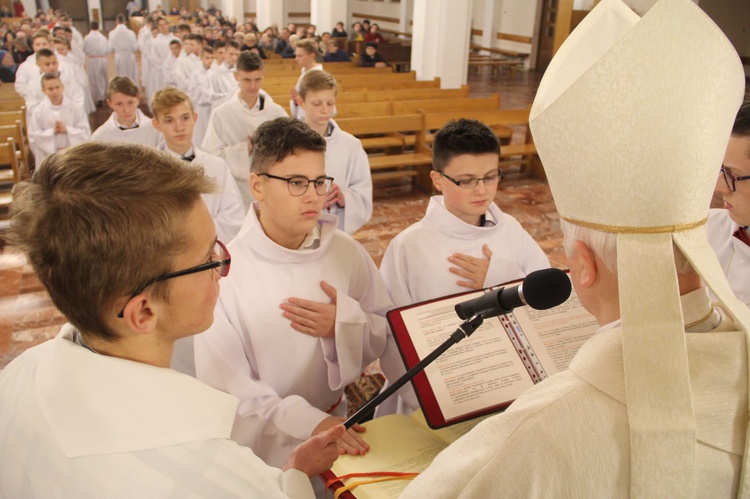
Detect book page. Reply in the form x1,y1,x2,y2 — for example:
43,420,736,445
513,289,599,374
399,293,534,421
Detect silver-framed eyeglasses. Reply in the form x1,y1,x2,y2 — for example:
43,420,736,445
117,239,231,318
720,166,750,193
440,168,505,189
259,173,334,196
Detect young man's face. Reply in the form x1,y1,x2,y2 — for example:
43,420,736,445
152,101,196,152
327,42,338,54
31,36,49,52
182,39,195,54
53,42,68,56
157,19,170,35
201,51,213,69
224,46,239,67
107,91,140,125
716,135,750,226
300,88,335,129
37,55,59,74
430,153,500,226
42,78,63,105
214,46,225,63
365,46,376,57
235,69,263,103
294,47,315,67
250,149,327,248
169,42,181,58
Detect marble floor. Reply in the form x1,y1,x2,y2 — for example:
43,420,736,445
0,68,564,369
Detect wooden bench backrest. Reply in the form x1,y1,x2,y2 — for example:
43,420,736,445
421,108,530,131
365,85,470,102
335,101,393,119
0,108,26,132
0,137,20,184
342,78,440,92
0,99,26,113
496,33,533,44
392,95,500,115
336,113,424,136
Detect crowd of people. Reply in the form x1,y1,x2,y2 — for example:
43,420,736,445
0,0,749,497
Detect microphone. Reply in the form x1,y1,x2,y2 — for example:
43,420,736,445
454,268,572,320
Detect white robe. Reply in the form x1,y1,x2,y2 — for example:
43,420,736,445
147,32,178,98
290,64,323,120
201,91,287,208
24,63,87,117
187,65,213,147
137,25,152,89
323,120,372,234
0,325,315,499
378,196,550,414
108,23,139,82
401,294,748,498
83,30,109,102
172,52,201,91
56,52,96,115
708,208,750,307
90,109,161,147
210,62,238,108
193,208,393,468
13,56,41,100
28,97,91,170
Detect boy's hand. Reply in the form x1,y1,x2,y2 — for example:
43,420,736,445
324,183,344,209
285,423,344,477
312,416,369,456
282,281,337,338
449,244,493,289
54,121,67,134
289,87,302,105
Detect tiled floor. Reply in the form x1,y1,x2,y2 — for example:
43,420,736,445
0,68,558,370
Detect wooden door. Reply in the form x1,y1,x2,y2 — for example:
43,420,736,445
536,0,557,72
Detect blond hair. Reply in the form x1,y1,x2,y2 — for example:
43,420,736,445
299,70,337,99
151,86,193,118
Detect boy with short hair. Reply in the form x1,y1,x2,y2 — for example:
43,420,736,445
82,21,109,105
378,118,549,413
210,39,240,107
187,45,214,146
172,32,202,91
165,38,182,87
28,73,90,170
151,87,244,245
14,31,50,99
194,117,392,479
25,48,85,113
298,70,371,234
202,51,286,208
108,14,138,82
90,76,161,146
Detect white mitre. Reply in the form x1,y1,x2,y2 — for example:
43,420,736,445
530,0,750,496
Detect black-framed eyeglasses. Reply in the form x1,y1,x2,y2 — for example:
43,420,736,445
440,169,505,189
721,166,750,193
117,239,231,318
259,172,334,196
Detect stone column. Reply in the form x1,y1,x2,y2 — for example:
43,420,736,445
311,0,349,34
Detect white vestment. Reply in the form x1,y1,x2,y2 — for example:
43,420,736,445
83,30,109,102
28,96,91,169
14,56,41,100
290,64,323,120
187,65,213,147
201,91,287,208
0,325,316,499
90,109,161,147
708,208,750,307
323,120,372,234
378,196,550,414
108,23,139,81
172,52,201,91
209,62,238,108
23,62,86,118
147,32,178,98
402,291,747,498
193,208,392,468
137,25,152,89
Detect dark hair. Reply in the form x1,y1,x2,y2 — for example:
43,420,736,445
236,50,263,72
732,94,750,138
90,21,99,31
107,75,140,97
185,33,203,43
432,119,500,171
35,47,54,60
41,72,60,85
169,39,181,47
176,23,191,33
214,40,226,49
251,117,326,173
116,14,125,24
202,45,214,54
226,39,240,50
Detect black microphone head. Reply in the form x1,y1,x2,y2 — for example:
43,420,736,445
521,268,572,310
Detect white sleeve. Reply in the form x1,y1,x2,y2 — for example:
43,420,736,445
27,111,56,156
340,141,373,234
64,107,92,145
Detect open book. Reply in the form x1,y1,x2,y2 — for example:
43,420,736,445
388,272,599,428
322,409,489,499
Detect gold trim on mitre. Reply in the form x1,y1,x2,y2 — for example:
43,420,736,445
559,216,706,234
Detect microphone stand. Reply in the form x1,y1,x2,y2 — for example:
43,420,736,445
344,314,485,429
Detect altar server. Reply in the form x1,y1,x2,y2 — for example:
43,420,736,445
172,33,202,91
109,14,138,82
209,39,239,108
146,17,177,99
82,22,109,105
24,48,85,114
90,76,160,146
289,38,322,120
14,32,51,101
186,45,214,147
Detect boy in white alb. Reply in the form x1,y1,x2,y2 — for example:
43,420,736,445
202,51,287,208
151,87,244,244
210,39,240,108
15,33,51,101
172,33,202,91
108,14,138,82
164,39,181,88
298,70,372,234
28,73,91,170
289,39,323,120
193,117,392,477
82,22,109,105
378,119,549,414
23,49,85,115
90,76,161,146
147,17,178,99
187,45,214,147
709,95,750,307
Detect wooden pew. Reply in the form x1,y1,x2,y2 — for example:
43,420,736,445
335,101,393,119
0,137,22,223
365,85,470,102
392,94,500,115
0,121,30,178
341,78,441,92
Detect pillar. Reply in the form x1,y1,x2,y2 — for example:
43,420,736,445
257,0,285,30
311,0,349,34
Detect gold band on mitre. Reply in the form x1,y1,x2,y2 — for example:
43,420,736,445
560,216,707,234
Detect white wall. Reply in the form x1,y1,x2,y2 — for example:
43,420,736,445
351,0,401,32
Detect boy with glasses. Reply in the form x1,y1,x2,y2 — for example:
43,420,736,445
193,118,393,490
378,118,549,414
0,142,344,498
709,95,750,306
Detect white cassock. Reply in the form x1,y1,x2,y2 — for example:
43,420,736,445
14,57,41,100
164,54,178,88
209,62,238,108
323,120,372,234
0,325,316,499
108,23,139,81
147,32,178,98
192,208,392,469
70,26,85,63
160,144,245,242
187,64,213,146
377,196,550,415
137,24,152,88
172,52,201,91
90,109,161,146
708,208,750,307
24,63,86,116
401,291,747,498
201,91,287,208
28,97,91,170
56,52,95,115
290,64,323,120
83,30,109,102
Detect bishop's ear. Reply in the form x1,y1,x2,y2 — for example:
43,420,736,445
572,240,598,288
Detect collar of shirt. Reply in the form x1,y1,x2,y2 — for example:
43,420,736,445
238,93,262,111
161,144,195,161
116,112,140,130
299,224,322,250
